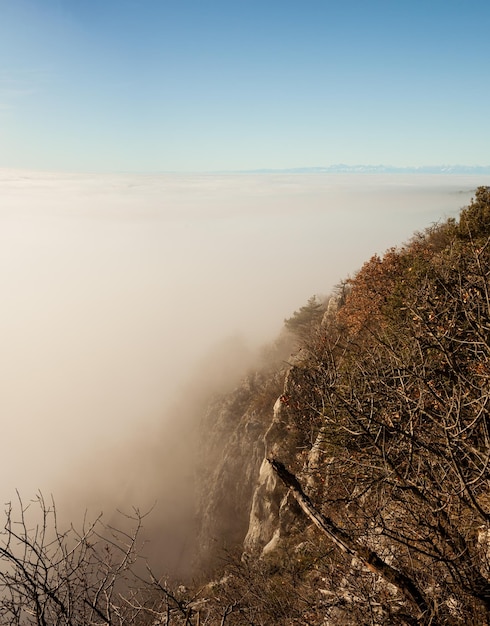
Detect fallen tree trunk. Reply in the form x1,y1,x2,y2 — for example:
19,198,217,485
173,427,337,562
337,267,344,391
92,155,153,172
268,458,432,624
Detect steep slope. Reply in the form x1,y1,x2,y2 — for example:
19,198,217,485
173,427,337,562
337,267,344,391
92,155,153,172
194,356,289,571
192,188,490,625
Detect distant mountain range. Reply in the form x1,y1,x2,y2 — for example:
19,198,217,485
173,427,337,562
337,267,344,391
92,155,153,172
242,164,490,175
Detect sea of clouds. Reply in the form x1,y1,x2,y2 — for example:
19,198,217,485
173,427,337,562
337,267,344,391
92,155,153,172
1,171,487,560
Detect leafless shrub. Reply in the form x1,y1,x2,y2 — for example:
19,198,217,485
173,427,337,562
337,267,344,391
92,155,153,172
0,492,197,625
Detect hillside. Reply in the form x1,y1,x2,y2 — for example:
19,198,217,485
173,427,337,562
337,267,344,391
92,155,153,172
191,187,490,625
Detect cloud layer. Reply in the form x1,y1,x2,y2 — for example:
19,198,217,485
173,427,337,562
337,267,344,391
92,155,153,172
0,172,486,528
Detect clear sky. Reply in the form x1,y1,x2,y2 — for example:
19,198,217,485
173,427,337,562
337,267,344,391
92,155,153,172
1,0,489,172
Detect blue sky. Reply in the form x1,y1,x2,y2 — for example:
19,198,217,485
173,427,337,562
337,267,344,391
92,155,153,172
1,0,489,172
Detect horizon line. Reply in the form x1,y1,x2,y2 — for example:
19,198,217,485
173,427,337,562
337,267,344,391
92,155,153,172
1,164,490,177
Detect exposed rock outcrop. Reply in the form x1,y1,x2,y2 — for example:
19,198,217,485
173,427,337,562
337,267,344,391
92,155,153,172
195,347,320,566
194,369,286,569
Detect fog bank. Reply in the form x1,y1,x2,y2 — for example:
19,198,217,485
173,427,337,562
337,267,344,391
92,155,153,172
1,171,487,569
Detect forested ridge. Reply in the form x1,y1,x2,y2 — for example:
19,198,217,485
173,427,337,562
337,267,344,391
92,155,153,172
259,186,490,624
1,188,489,625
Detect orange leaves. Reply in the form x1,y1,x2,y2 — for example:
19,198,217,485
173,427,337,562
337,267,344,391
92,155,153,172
338,248,416,335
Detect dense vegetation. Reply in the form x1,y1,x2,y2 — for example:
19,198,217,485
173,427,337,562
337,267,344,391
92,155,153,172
1,188,489,624
200,187,490,625
268,187,490,624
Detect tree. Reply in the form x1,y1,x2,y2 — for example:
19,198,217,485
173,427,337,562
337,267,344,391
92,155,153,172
284,296,325,342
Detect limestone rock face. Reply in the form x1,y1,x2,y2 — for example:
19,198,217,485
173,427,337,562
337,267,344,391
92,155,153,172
195,369,285,569
195,354,314,566
242,458,280,552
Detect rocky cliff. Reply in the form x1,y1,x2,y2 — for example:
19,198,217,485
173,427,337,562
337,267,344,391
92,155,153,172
191,189,490,625
195,362,288,568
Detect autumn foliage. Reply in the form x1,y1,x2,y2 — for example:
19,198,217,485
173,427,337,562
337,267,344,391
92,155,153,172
278,187,490,624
